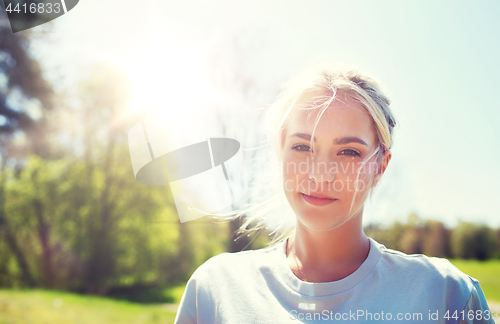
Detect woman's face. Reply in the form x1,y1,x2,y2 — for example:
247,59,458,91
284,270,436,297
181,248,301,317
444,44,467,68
281,90,387,232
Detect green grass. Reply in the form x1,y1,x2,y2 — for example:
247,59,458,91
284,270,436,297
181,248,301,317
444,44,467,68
163,285,186,305
0,289,177,324
449,259,500,303
106,285,186,304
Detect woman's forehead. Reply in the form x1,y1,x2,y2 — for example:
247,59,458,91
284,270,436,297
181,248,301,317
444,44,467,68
290,93,370,125
287,92,377,144
294,90,366,113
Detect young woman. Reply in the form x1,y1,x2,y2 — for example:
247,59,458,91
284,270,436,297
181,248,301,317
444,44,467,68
174,65,495,323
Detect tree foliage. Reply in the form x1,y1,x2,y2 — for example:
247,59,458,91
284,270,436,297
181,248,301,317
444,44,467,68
0,63,235,295
365,215,499,260
450,222,496,260
0,17,53,158
0,13,55,289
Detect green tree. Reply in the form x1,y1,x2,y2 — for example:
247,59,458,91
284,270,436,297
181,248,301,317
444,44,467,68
0,15,53,288
63,65,175,294
495,228,500,259
0,64,181,292
58,64,231,292
399,227,424,255
451,222,496,260
422,220,451,258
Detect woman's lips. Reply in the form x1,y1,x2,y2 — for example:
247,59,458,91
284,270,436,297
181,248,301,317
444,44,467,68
301,193,337,206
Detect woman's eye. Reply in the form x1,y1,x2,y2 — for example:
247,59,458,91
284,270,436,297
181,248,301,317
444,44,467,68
339,149,361,157
292,144,311,152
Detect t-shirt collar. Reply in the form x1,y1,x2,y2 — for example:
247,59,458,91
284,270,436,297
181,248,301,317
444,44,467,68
275,236,383,297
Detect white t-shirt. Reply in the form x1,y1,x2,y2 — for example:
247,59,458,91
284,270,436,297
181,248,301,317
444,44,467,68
174,237,496,323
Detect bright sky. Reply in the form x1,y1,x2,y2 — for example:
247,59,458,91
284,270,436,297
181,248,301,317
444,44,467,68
32,0,500,228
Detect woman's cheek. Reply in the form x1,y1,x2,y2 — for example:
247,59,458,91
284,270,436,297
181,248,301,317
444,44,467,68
283,154,308,192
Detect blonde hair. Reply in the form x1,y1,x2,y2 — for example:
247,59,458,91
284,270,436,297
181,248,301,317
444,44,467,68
217,63,397,248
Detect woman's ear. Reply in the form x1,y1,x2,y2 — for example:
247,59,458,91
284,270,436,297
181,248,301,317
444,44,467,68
371,150,392,188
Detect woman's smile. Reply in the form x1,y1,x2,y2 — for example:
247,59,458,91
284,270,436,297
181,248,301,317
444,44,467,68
300,193,338,206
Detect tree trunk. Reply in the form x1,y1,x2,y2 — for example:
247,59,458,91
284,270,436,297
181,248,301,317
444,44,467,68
0,162,36,287
86,134,116,294
33,195,54,288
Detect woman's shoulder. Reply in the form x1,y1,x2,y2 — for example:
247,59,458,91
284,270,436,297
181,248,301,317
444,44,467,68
189,242,283,281
372,239,477,293
367,239,493,321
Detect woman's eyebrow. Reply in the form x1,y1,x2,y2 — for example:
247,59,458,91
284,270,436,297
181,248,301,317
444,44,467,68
334,137,368,146
290,132,314,141
290,133,368,146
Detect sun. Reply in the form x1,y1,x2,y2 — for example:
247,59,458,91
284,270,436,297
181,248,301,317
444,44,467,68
108,20,219,121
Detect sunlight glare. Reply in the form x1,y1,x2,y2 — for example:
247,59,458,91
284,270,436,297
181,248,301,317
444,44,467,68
113,24,218,121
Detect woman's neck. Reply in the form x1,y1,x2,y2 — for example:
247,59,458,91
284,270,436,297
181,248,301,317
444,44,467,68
286,213,370,283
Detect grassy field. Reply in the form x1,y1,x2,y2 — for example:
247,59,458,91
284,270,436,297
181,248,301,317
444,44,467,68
449,259,500,303
0,289,177,324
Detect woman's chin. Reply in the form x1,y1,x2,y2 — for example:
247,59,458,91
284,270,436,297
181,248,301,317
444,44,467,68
296,214,346,232
294,208,362,232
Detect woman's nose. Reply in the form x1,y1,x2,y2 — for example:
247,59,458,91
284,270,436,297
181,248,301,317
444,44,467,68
307,156,335,183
